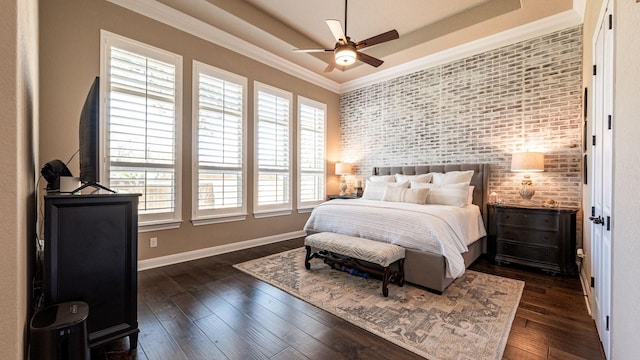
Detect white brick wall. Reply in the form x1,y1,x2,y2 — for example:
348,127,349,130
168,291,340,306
340,26,583,213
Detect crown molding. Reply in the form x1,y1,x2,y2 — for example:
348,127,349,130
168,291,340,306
339,9,583,93
107,0,341,93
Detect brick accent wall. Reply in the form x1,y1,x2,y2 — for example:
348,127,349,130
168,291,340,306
340,26,583,213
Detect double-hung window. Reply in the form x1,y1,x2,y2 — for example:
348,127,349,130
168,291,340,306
101,31,183,230
297,96,326,211
192,61,247,224
254,82,292,217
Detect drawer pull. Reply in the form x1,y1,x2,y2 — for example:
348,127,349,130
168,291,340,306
504,215,510,219
545,235,550,239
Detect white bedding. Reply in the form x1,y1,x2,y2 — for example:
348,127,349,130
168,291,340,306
303,199,487,278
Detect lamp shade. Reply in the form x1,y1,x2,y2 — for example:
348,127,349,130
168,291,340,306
335,162,352,175
335,46,357,66
511,152,544,172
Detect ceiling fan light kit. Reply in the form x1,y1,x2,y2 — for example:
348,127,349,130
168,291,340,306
293,0,399,71
335,45,357,66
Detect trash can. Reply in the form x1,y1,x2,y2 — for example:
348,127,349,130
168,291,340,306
30,301,90,360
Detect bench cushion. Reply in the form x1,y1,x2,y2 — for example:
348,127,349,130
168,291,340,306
305,232,405,267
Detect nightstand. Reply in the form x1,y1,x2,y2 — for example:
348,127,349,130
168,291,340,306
487,204,578,276
327,194,359,200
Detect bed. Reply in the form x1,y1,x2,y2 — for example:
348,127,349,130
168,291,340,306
304,163,489,293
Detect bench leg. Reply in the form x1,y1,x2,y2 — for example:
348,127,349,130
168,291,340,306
397,259,405,287
382,266,390,297
304,245,312,270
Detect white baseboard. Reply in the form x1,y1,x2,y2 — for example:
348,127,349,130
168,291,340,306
138,230,306,271
579,266,593,316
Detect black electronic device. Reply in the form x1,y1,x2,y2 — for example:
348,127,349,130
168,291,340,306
76,76,114,193
40,160,72,192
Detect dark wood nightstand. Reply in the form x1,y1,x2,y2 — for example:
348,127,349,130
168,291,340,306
327,194,359,200
487,204,578,276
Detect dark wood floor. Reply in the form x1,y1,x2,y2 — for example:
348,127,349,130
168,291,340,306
91,238,605,360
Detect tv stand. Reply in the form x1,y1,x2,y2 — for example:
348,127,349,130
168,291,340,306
44,193,140,350
72,182,116,194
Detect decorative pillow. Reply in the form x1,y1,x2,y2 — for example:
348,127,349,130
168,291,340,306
362,181,409,201
411,182,469,206
468,185,475,205
368,175,396,183
382,186,429,205
431,170,474,185
395,173,433,184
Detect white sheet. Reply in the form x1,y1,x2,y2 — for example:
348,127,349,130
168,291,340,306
303,199,487,278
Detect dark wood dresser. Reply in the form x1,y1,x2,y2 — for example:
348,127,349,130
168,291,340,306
488,204,578,276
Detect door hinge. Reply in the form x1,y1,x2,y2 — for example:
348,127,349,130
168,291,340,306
609,14,613,30
591,206,596,217
591,276,595,288
593,65,597,76
592,135,597,146
606,315,610,331
608,115,612,130
607,216,611,231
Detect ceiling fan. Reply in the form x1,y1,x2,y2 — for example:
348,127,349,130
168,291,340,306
293,0,399,72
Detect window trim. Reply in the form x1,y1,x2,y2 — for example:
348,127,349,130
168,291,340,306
101,30,183,231
191,61,248,225
297,96,327,212
253,81,293,218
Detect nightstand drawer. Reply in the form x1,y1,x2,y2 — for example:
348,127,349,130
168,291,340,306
496,209,559,231
496,240,559,264
496,227,560,247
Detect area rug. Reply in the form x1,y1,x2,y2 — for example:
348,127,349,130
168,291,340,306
233,247,524,360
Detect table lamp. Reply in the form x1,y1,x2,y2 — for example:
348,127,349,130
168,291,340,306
335,162,352,196
511,152,544,202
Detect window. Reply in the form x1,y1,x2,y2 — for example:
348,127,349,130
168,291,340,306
297,96,326,211
254,82,292,217
101,31,183,230
192,61,247,224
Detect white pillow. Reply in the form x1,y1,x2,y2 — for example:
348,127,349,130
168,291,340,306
431,170,474,185
368,175,396,183
382,186,429,205
468,185,475,205
362,181,408,201
411,182,469,206
395,173,433,184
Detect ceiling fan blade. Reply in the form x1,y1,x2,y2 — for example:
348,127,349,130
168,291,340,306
357,52,384,67
326,19,347,45
355,29,399,50
293,48,333,53
324,61,336,73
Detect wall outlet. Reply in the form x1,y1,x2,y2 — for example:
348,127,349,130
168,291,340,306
150,237,158,248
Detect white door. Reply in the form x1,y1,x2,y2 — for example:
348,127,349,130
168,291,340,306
590,3,613,358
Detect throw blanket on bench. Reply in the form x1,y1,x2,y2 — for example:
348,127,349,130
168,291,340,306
303,199,486,278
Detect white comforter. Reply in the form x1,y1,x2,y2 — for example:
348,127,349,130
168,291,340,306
303,199,487,278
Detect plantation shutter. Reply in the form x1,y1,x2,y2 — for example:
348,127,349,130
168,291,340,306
298,98,326,208
106,41,180,221
194,63,246,221
255,83,292,215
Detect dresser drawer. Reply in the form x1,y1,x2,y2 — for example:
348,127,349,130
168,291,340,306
496,240,559,265
496,226,560,247
496,209,559,231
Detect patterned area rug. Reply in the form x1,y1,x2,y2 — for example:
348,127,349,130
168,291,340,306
234,248,524,360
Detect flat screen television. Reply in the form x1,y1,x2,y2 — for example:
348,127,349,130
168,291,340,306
76,76,114,193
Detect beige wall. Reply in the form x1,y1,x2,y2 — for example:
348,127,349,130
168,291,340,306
39,0,340,260
611,0,640,357
0,0,38,357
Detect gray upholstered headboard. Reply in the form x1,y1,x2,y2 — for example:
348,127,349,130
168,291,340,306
372,163,490,227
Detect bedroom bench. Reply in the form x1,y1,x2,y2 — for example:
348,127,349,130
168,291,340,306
304,232,405,297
